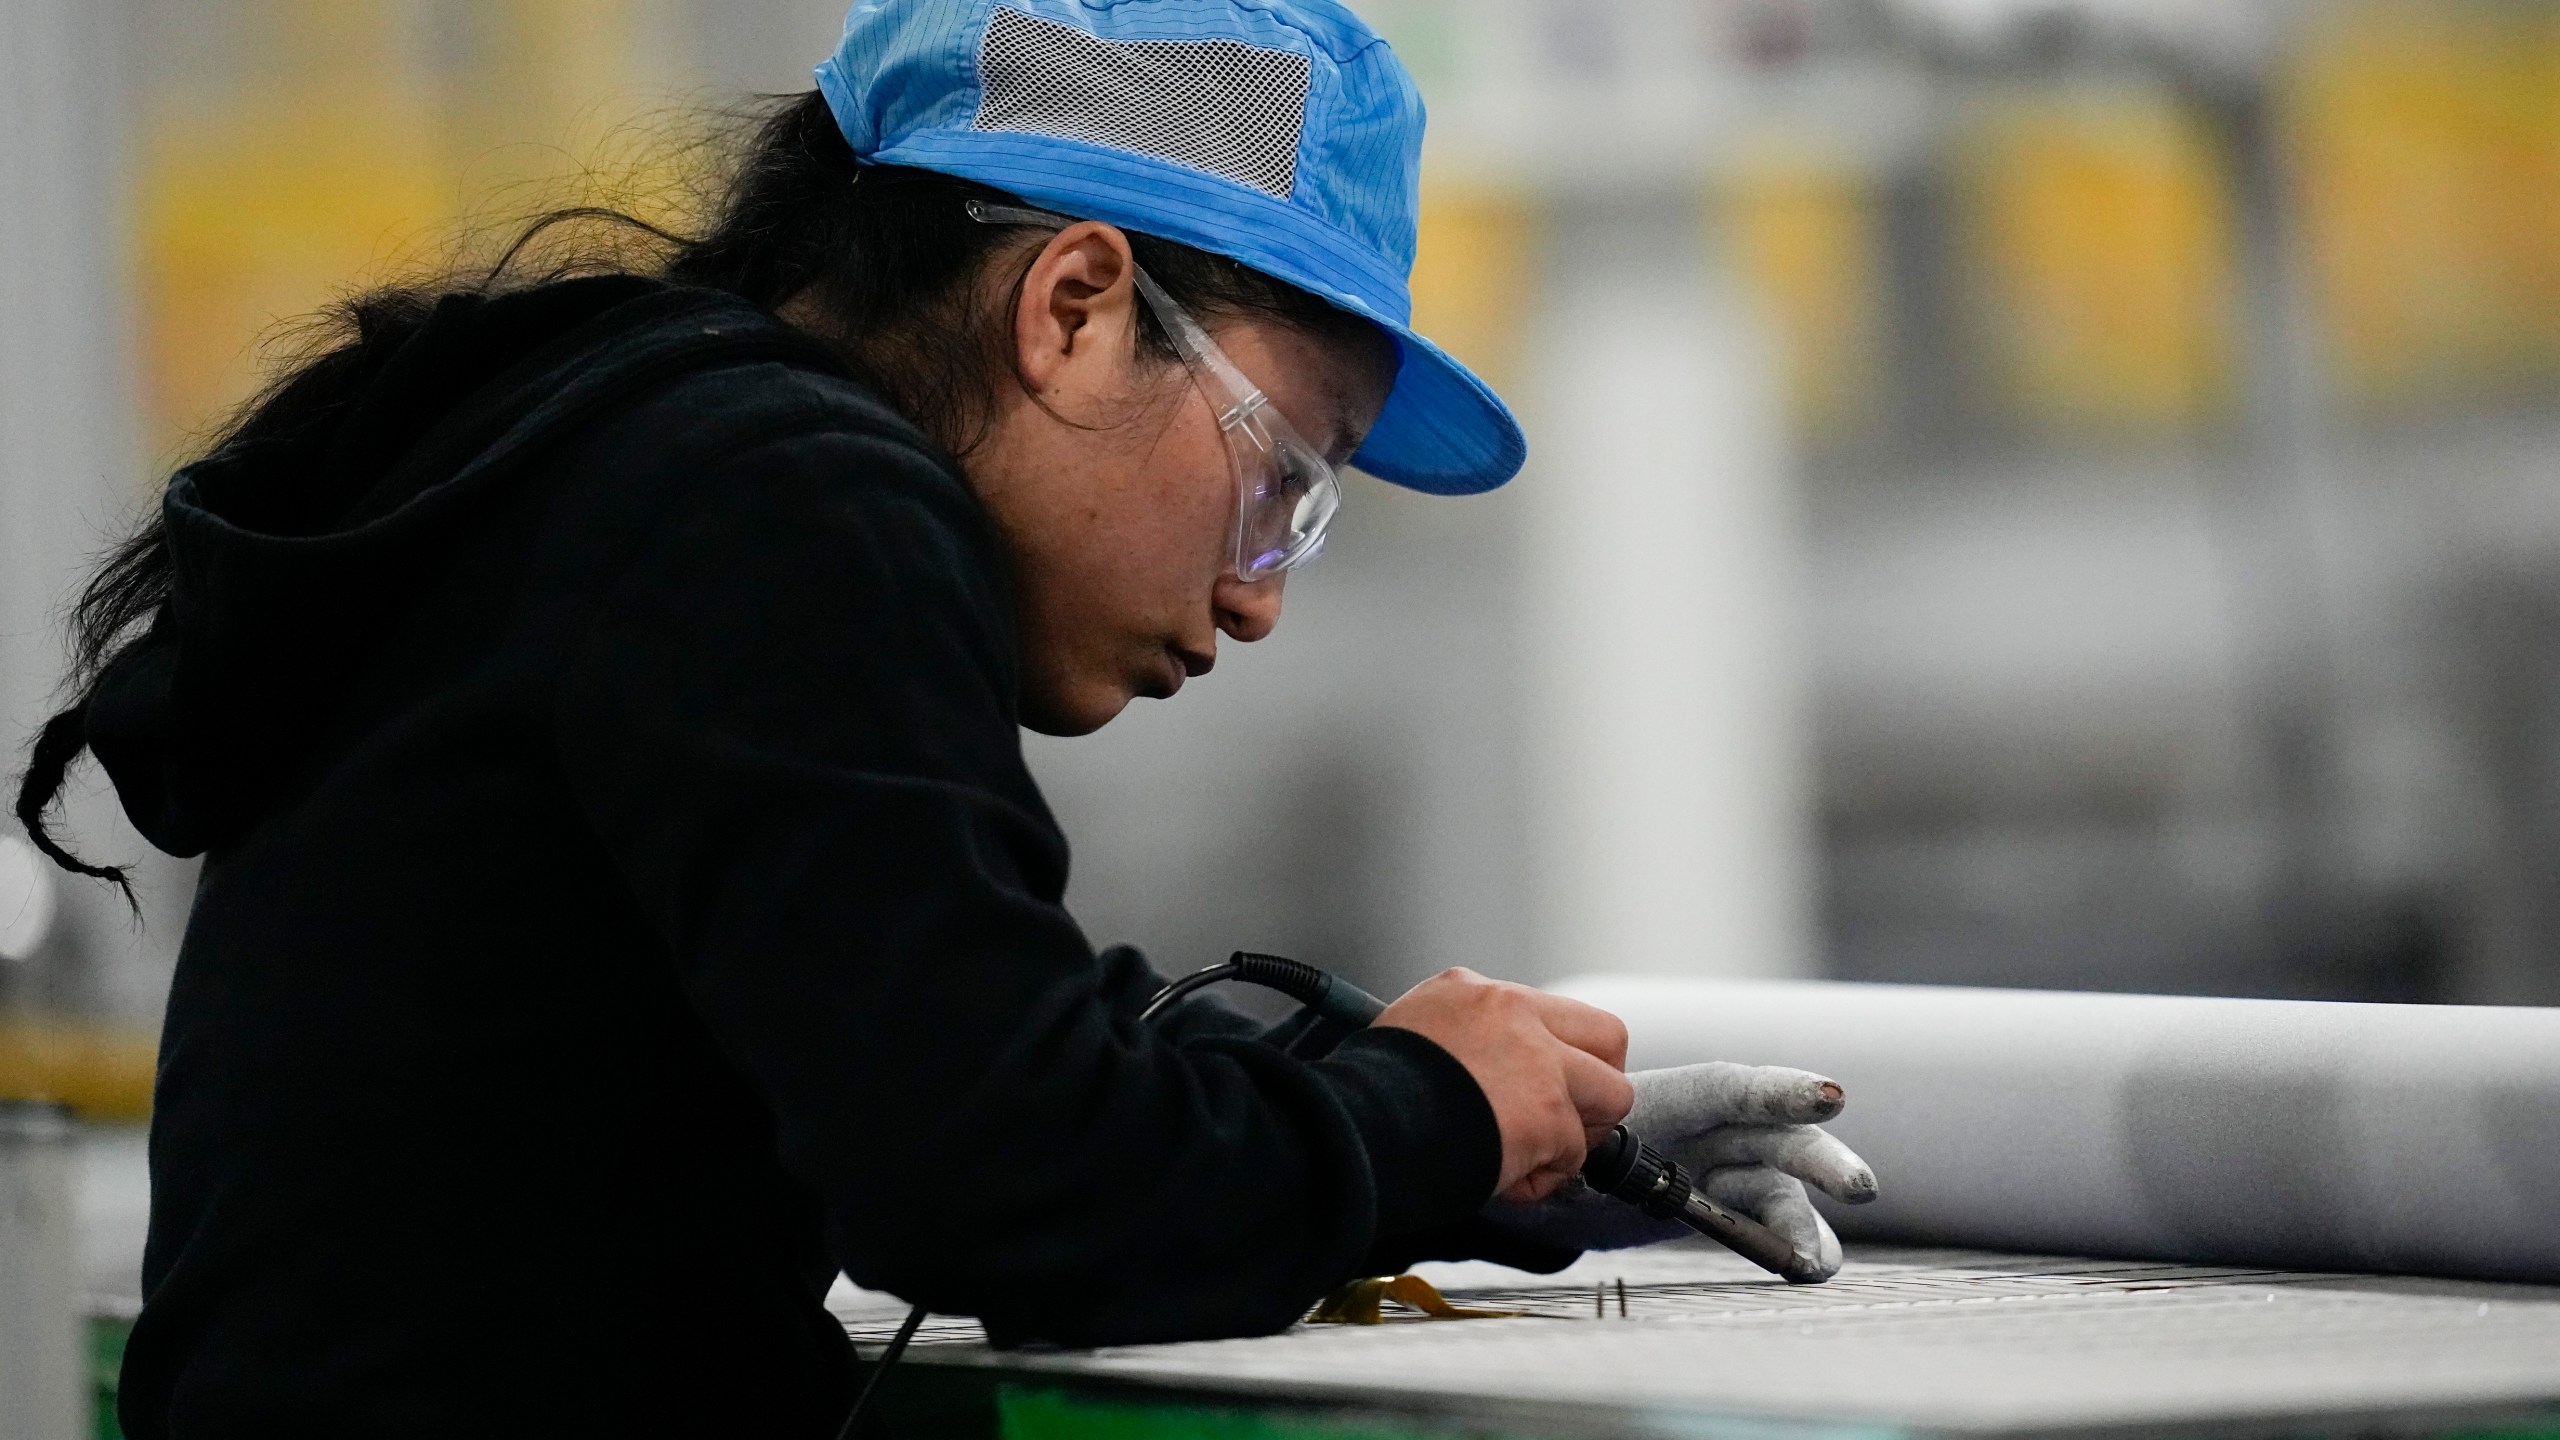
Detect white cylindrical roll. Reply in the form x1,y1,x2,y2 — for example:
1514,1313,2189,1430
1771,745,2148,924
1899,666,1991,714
1554,975,2560,1283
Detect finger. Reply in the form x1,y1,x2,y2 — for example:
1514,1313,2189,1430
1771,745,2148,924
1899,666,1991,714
1519,990,1629,1070
1703,1166,1844,1281
1561,1047,1636,1135
1682,1124,1879,1203
1628,1062,1844,1137
1501,1162,1583,1205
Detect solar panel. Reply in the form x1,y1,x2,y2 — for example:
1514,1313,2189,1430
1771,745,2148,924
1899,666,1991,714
839,1242,2560,1432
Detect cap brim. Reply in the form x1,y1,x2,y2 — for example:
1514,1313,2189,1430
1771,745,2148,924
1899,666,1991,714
1351,326,1526,495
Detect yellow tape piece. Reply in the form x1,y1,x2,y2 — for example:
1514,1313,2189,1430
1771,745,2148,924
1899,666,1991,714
1306,1274,1518,1325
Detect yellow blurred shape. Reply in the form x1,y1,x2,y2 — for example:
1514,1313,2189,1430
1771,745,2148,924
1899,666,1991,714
0,1021,157,1122
2287,1,2560,410
139,89,450,453
136,0,684,450
1959,88,2237,435
484,0,663,131
448,0,695,229
1408,185,1540,394
1725,153,1886,443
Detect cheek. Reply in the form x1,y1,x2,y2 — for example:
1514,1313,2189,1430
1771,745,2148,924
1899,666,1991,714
1129,409,1233,580
1020,397,1235,686
1179,434,1234,562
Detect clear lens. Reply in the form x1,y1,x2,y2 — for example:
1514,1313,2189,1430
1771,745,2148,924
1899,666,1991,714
1228,404,1340,581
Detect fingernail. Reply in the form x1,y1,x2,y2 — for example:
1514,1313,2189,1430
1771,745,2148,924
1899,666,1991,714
1818,1082,1843,1105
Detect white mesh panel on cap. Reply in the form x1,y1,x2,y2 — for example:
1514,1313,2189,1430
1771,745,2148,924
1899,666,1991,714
972,7,1312,199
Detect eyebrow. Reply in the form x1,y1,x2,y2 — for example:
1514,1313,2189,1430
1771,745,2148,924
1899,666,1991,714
1264,378,1360,464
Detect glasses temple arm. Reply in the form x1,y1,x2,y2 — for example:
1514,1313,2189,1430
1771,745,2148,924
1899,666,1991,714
1127,270,1268,415
967,200,1270,417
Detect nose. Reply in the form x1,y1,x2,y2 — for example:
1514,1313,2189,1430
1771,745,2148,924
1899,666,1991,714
1213,570,1287,644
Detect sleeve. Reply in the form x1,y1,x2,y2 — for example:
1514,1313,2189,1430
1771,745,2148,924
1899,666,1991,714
1089,942,1580,1277
1365,1216,1582,1276
1095,937,1583,1279
550,427,1502,1346
1241,995,1586,1279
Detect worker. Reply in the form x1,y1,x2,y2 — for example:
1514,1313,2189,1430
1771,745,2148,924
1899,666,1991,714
12,2,1869,1435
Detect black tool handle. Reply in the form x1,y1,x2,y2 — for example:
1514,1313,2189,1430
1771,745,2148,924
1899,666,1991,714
1231,951,1387,1028
1581,1126,1820,1283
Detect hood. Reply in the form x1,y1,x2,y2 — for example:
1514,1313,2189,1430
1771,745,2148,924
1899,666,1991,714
83,276,829,858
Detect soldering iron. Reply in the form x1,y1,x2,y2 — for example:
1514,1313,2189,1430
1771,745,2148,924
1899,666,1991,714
1150,952,1827,1285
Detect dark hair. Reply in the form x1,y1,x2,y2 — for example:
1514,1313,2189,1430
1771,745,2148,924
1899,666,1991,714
13,89,1382,898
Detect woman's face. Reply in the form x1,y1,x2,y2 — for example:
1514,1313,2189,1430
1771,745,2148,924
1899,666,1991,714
964,224,1398,736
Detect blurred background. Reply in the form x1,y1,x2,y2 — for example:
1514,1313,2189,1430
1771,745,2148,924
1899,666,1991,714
4,0,2560,1418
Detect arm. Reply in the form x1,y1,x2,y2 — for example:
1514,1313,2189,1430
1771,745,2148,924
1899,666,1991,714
1098,947,1595,1277
551,428,1500,1346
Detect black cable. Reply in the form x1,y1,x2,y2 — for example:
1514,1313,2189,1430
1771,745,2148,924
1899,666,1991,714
1141,952,1387,1027
833,1302,927,1440
1136,958,1244,1024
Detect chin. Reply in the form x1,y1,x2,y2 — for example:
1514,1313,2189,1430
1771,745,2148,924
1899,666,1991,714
1022,684,1131,737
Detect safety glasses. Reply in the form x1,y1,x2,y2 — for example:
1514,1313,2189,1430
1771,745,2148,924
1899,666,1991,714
967,200,1341,583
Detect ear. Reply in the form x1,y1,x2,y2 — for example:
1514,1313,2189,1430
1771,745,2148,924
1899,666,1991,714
1010,221,1143,395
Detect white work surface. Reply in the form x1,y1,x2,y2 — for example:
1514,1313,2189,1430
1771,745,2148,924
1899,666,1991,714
835,1241,2560,1435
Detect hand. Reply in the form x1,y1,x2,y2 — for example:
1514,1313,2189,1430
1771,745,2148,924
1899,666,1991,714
1374,968,1633,1204
1480,1062,1879,1280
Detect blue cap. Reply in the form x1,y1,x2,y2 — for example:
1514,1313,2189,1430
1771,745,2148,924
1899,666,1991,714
816,0,1526,495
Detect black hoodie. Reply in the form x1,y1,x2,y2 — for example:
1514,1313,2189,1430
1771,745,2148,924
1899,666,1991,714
89,278,1555,1438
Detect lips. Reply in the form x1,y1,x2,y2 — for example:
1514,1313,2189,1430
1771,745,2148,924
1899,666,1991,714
1143,645,1213,701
